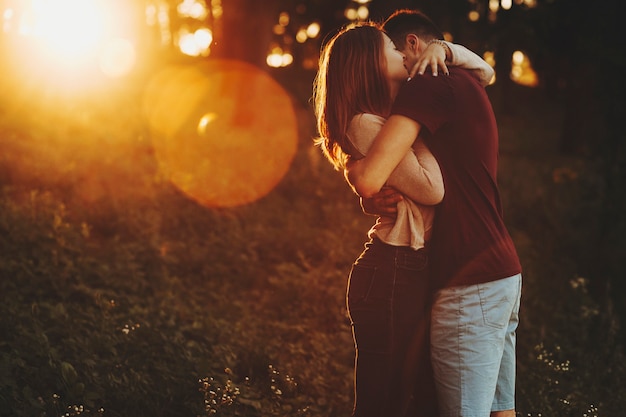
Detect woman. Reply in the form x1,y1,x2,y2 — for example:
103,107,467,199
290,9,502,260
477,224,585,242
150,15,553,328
312,22,493,417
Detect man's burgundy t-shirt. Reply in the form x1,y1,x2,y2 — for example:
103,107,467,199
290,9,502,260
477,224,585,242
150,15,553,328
391,67,521,289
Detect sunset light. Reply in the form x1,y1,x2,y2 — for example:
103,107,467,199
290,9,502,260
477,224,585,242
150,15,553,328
2,0,139,82
98,37,137,78
26,0,105,62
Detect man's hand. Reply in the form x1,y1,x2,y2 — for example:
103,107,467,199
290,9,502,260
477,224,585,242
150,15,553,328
409,40,449,79
360,187,403,216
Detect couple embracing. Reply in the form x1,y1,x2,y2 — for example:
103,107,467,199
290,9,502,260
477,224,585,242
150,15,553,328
313,8,522,417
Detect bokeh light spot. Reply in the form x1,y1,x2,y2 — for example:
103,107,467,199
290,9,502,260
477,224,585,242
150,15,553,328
510,50,538,87
143,60,298,208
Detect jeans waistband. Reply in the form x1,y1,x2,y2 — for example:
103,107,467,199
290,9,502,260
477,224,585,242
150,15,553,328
359,238,429,270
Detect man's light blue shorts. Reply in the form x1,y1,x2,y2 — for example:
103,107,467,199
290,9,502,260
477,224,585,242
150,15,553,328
430,274,522,417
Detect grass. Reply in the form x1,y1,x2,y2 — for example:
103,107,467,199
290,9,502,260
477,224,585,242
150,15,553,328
0,68,624,416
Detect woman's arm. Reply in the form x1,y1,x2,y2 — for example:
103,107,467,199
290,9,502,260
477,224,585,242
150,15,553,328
411,41,495,87
345,114,443,205
385,138,443,205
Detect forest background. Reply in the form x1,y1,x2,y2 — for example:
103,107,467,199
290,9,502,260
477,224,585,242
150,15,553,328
1,0,625,416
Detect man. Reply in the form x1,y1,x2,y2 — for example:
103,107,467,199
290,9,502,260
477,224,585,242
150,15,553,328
346,9,522,417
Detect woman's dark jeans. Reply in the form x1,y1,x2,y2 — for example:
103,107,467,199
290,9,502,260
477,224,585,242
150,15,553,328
347,239,437,417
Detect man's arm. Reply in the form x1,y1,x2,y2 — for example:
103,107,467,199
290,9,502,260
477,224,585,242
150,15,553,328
347,114,422,198
359,187,403,216
446,42,494,86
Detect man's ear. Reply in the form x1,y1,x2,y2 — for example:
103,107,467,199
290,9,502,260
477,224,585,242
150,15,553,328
405,34,420,52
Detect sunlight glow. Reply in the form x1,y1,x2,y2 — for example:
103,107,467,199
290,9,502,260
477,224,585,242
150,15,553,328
28,0,106,64
99,38,136,78
143,60,298,208
145,3,158,25
3,7,14,33
2,0,141,83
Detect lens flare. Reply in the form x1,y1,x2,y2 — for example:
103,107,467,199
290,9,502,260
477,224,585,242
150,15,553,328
143,60,298,208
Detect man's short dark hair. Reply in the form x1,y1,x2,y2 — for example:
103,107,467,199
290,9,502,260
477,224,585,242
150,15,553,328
382,9,444,49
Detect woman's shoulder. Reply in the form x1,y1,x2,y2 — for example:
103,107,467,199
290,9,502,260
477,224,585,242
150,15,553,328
348,113,386,133
346,113,386,156
348,113,385,136
350,113,385,126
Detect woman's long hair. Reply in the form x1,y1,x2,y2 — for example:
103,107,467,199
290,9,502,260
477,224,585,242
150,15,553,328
313,23,393,170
